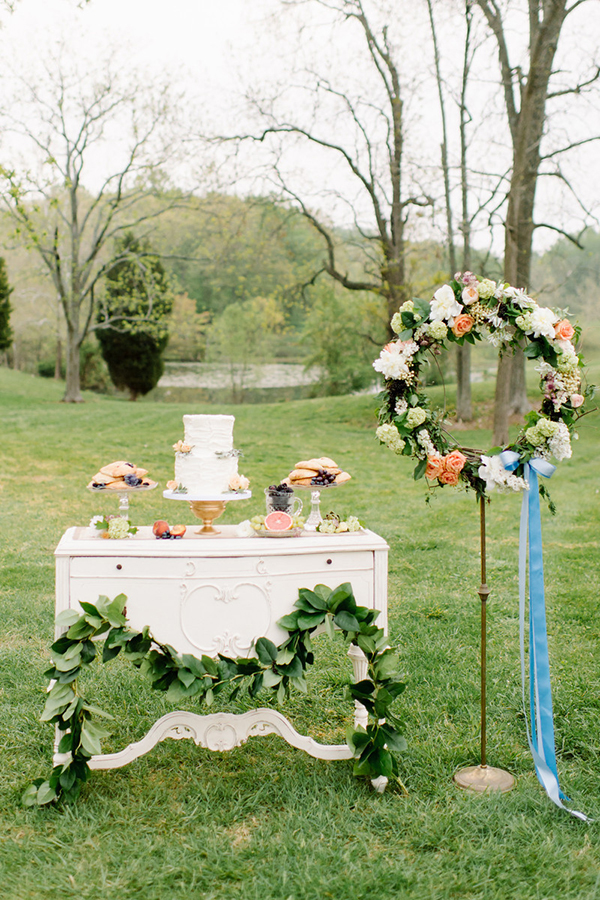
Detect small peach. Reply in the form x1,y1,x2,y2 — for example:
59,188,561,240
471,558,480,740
170,524,186,538
152,520,170,537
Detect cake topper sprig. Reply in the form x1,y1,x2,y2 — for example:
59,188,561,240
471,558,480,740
216,449,244,459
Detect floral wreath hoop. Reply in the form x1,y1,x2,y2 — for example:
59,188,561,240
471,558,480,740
374,272,594,500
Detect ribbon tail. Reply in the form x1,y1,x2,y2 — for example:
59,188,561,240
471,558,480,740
520,464,590,821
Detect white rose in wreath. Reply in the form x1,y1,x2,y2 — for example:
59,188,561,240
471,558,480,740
430,284,462,325
530,306,558,340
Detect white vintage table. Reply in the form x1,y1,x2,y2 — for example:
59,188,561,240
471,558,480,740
54,525,389,786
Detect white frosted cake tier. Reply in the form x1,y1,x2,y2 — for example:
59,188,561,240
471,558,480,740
174,414,240,495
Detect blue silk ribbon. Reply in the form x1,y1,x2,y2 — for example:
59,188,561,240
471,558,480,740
498,451,588,821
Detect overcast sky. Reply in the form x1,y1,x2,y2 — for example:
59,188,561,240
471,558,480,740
1,0,599,253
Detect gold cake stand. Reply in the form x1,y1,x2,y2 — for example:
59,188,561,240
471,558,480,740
163,490,251,535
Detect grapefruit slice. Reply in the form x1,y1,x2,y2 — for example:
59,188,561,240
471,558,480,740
264,511,294,532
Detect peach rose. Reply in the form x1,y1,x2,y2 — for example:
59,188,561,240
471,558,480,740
461,285,479,305
438,470,459,486
445,450,467,474
554,319,575,342
570,393,584,408
452,314,475,337
166,480,179,491
425,457,445,481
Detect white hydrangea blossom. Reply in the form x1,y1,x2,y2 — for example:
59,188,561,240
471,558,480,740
406,407,428,428
394,398,408,416
476,279,496,300
376,423,406,454
390,312,404,334
426,321,449,341
548,422,572,461
478,455,529,494
556,341,579,374
107,517,132,539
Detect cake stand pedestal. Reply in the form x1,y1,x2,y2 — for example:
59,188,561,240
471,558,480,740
163,490,251,535
88,482,158,517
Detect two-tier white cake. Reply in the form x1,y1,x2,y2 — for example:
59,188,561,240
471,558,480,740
173,414,243,495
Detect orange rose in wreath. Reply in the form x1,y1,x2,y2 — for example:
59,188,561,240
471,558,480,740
444,450,467,474
425,457,445,481
438,470,459,485
554,319,575,342
452,314,475,338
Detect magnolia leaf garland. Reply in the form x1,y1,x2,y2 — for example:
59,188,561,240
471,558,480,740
24,585,406,806
374,272,595,498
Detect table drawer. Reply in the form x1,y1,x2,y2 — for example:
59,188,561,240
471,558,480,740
69,550,374,581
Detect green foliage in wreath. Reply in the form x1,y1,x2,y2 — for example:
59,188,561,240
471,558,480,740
374,272,595,500
24,585,406,806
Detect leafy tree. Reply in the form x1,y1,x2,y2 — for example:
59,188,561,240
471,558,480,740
206,295,286,402
0,256,13,353
0,50,182,401
96,233,174,401
302,286,385,396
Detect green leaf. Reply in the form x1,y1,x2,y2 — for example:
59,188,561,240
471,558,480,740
255,637,278,665
165,679,188,702
66,620,95,640
205,688,214,707
277,682,286,705
296,611,326,630
413,458,427,481
177,668,196,688
380,725,407,753
324,613,335,640
36,781,58,805
334,610,360,632
59,767,77,792
22,783,40,807
291,675,307,693
80,640,96,664
297,588,329,611
312,584,332,602
278,655,303,678
263,669,282,688
55,609,83,628
82,703,114,720
79,601,100,617
277,612,301,631
201,655,219,676
181,655,206,677
57,732,73,753
327,583,354,613
275,647,295,666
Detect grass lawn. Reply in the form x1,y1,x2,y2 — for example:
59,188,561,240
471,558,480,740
1,365,599,900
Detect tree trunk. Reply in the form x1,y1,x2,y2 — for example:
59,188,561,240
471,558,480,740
493,352,512,446
54,338,62,380
509,345,530,414
62,326,84,403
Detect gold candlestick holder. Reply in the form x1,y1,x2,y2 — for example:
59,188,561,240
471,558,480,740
453,495,515,793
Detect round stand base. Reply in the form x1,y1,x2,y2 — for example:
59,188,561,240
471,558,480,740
453,764,515,793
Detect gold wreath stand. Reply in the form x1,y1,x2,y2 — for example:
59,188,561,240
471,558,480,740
453,496,515,794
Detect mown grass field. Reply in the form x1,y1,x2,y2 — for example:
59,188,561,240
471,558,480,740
1,363,599,900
